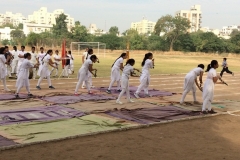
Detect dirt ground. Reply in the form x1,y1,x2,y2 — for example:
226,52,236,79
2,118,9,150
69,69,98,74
0,73,240,160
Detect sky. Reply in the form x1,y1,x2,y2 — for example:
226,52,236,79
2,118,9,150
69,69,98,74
2,0,240,32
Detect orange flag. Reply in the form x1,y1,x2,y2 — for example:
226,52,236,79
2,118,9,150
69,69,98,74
61,39,66,69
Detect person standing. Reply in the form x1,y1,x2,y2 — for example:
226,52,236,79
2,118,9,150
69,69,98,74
68,51,74,74
82,49,94,88
11,46,18,75
220,58,234,77
51,50,61,77
17,46,26,76
29,46,38,79
0,47,11,91
4,46,13,78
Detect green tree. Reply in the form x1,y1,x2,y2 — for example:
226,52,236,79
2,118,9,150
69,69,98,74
173,33,194,52
147,35,169,51
200,32,225,53
52,13,69,38
154,15,190,51
109,26,119,35
25,32,39,46
71,21,89,42
230,29,240,37
95,34,121,50
17,23,23,29
1,39,10,45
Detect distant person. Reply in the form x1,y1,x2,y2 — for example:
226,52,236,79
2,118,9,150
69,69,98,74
0,47,11,91
180,64,204,105
134,53,154,98
106,53,127,94
4,46,13,78
17,46,26,76
51,50,61,77
68,50,74,74
11,46,19,74
29,46,38,79
82,49,94,88
220,58,234,77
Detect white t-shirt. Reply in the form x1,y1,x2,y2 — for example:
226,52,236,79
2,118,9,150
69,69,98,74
142,59,153,75
113,57,123,69
222,61,227,67
83,52,92,61
122,64,134,78
81,59,92,73
43,54,51,66
38,53,45,64
207,68,217,80
68,54,74,64
53,54,61,64
11,50,19,60
30,52,38,64
18,50,25,63
188,67,203,78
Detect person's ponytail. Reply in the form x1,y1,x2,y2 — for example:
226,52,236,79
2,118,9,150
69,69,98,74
111,53,126,68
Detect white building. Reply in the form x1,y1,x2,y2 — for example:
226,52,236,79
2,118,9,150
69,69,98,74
23,23,53,35
221,25,240,36
88,24,106,36
175,5,202,32
28,7,75,31
131,17,156,34
0,27,15,40
0,12,27,26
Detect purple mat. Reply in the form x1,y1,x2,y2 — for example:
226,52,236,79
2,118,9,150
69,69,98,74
0,105,85,125
0,94,29,101
0,135,18,147
105,106,200,124
42,94,116,104
97,86,173,98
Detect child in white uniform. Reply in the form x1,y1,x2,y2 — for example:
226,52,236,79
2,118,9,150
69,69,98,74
82,49,94,88
11,46,18,74
15,53,39,98
202,60,222,114
29,46,38,79
220,58,234,77
106,53,127,94
116,59,140,104
180,64,204,104
51,50,61,77
74,55,98,95
36,50,56,90
37,47,46,77
134,53,154,98
0,47,10,91
17,46,26,76
68,51,74,74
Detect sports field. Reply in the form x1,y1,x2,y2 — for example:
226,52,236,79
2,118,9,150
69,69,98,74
0,52,240,160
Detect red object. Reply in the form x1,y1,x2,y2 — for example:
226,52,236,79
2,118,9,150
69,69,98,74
61,39,66,69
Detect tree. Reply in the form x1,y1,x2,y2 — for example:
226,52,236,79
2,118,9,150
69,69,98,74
230,29,240,37
95,34,121,50
25,32,39,46
1,39,10,46
71,21,89,42
154,15,190,51
109,26,119,35
10,29,25,45
17,23,23,29
52,13,69,38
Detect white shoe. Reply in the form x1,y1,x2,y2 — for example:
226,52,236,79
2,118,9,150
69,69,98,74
134,93,140,99
4,88,11,92
116,100,123,104
128,99,135,103
91,86,95,88
81,86,85,89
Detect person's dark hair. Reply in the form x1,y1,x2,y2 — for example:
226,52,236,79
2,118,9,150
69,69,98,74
55,50,59,53
41,49,53,62
21,46,25,49
205,60,218,72
0,47,5,54
111,53,127,67
5,46,8,49
86,49,93,60
40,47,44,50
223,58,227,61
24,53,31,59
126,59,135,66
198,64,204,69
32,46,35,49
141,52,153,67
13,46,17,51
90,55,97,61
68,51,71,54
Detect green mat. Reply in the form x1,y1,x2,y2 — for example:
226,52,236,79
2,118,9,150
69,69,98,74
0,114,138,144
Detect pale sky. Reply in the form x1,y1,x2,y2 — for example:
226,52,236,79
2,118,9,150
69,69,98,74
2,0,240,32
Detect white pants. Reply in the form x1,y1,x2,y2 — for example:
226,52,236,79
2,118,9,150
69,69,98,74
1,77,8,90
32,68,37,79
82,71,93,87
51,64,59,76
11,60,18,74
180,77,197,103
37,76,52,87
136,75,149,94
117,77,130,101
63,65,69,77
75,72,90,93
108,68,121,90
6,65,12,77
202,79,214,111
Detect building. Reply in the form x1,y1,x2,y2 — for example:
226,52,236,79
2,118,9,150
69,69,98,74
0,27,15,40
0,12,27,26
87,24,106,36
23,23,53,35
28,7,75,31
221,25,240,36
175,5,202,32
200,27,220,36
130,17,156,34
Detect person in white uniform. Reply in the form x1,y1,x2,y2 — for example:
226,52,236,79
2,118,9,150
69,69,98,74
106,53,127,94
68,51,74,74
15,53,39,98
4,46,13,78
37,47,45,77
180,64,204,105
36,50,56,90
29,46,38,79
17,46,26,76
0,47,11,91
116,59,140,104
51,50,61,77
202,60,223,114
11,46,18,74
81,49,94,88
74,55,98,95
134,53,154,98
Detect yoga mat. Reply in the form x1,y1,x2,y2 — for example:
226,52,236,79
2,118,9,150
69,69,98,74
0,135,18,147
0,114,137,144
97,87,173,98
0,94,29,101
0,105,85,125
42,94,117,104
105,106,200,124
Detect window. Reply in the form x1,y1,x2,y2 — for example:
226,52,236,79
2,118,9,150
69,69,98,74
183,13,187,17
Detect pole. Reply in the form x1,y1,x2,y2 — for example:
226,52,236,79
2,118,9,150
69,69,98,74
98,42,99,56
126,41,130,60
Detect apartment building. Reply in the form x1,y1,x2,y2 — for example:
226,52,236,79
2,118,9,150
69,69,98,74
175,5,202,32
0,27,15,40
130,17,156,34
0,12,27,26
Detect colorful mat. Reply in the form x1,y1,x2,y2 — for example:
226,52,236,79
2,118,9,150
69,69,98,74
0,94,29,101
42,94,116,104
0,135,18,147
105,106,200,124
0,114,138,144
0,105,85,125
97,86,173,98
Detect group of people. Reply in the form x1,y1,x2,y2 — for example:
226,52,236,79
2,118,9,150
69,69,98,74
0,45,234,114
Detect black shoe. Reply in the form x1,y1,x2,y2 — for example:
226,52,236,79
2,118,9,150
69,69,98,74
28,93,33,97
15,94,20,98
36,86,41,90
117,89,121,92
49,86,55,89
